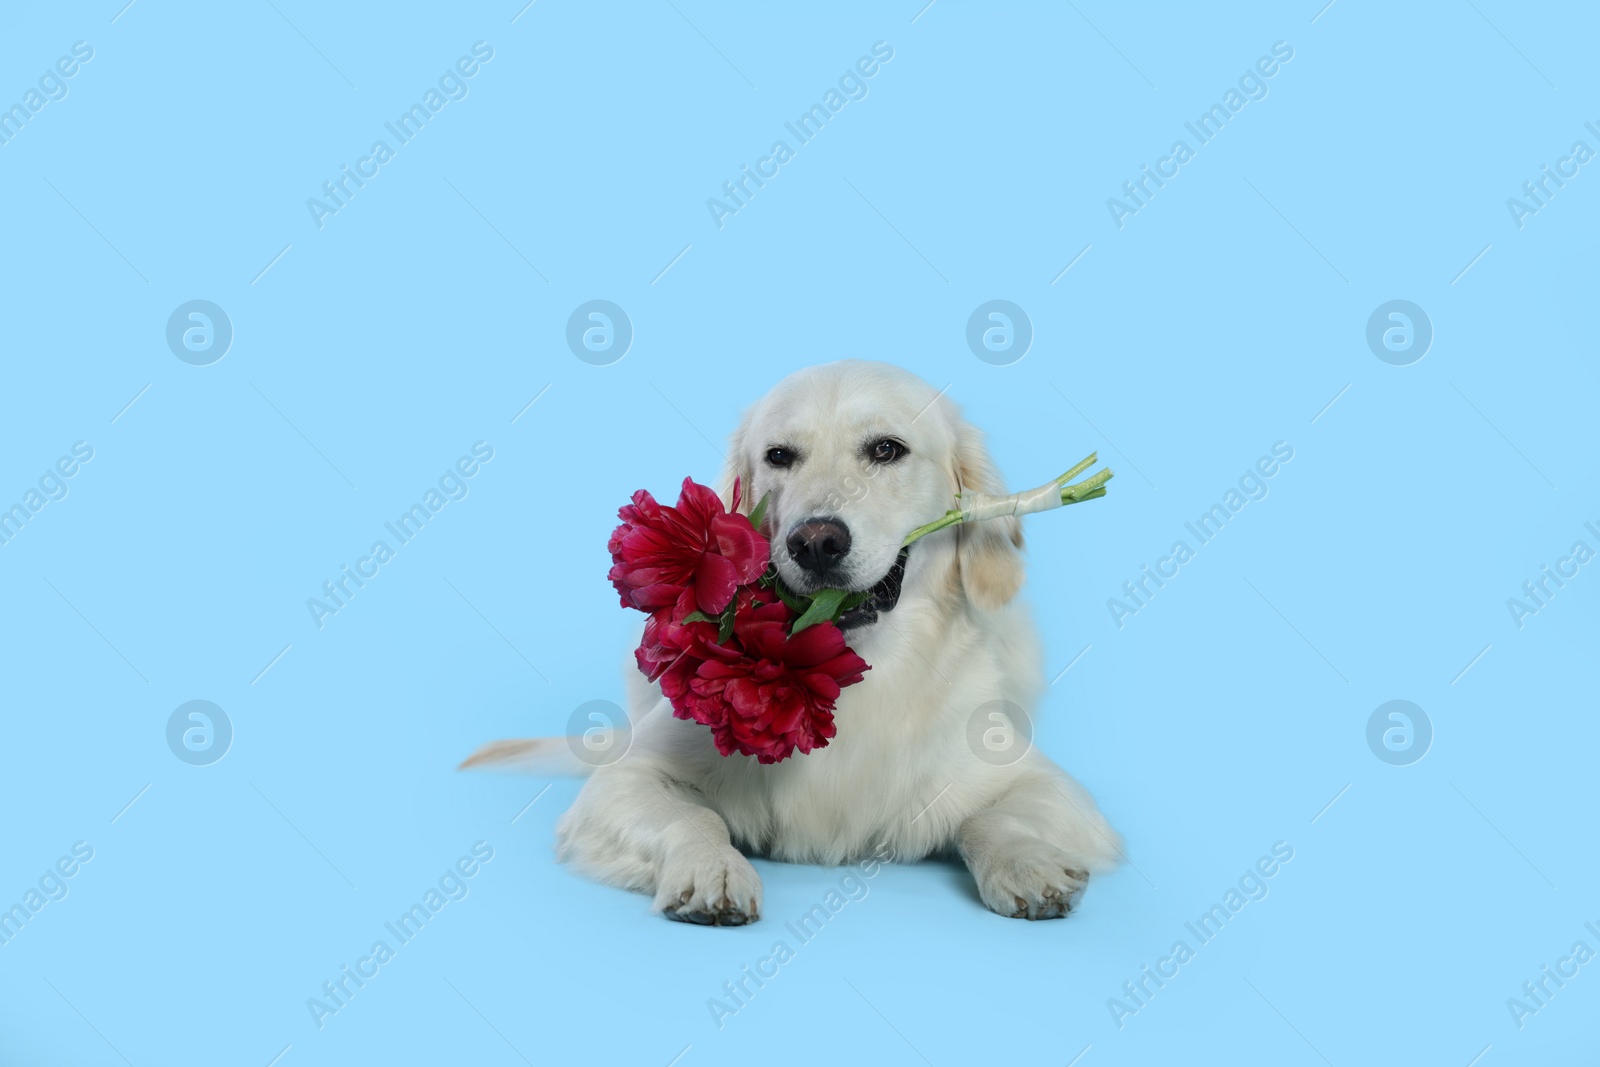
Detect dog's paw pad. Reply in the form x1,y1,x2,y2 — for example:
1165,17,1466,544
654,848,763,926
663,894,758,926
978,848,1092,921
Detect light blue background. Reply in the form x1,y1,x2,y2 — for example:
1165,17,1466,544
2,2,1596,1064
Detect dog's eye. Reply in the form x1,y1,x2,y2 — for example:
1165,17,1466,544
867,438,907,464
765,447,796,468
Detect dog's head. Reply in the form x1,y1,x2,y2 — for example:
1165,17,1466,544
721,360,1023,626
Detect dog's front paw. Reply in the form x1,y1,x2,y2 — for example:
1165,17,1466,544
973,841,1090,920
653,846,763,926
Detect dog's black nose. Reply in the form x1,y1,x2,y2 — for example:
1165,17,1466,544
786,518,851,573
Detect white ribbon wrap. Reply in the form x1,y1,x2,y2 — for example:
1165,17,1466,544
957,481,1065,523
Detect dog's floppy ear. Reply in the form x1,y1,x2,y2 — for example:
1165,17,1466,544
949,416,1025,611
717,405,756,517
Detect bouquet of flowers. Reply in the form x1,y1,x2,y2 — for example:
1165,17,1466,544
607,455,1112,764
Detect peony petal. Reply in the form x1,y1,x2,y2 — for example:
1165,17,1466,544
675,477,726,519
711,514,770,583
778,622,850,666
614,477,868,764
693,553,739,615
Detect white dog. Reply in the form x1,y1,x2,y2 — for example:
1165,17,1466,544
464,360,1121,923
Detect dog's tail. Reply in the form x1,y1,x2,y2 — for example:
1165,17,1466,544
457,734,622,776
465,649,650,775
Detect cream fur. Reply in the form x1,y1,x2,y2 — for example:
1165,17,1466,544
503,361,1121,922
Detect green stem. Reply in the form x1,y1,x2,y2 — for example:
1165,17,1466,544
778,453,1113,631
902,452,1111,546
902,508,965,547
1055,452,1100,485
1061,466,1113,503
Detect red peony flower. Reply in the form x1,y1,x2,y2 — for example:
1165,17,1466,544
608,476,871,763
634,607,717,701
612,454,1113,763
678,601,870,764
608,478,768,617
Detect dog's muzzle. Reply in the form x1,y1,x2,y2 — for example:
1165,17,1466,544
835,546,910,631
786,517,852,575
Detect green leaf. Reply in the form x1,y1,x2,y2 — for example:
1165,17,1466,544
681,610,712,624
839,588,875,611
718,608,736,643
747,491,771,534
768,575,813,615
791,587,851,633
